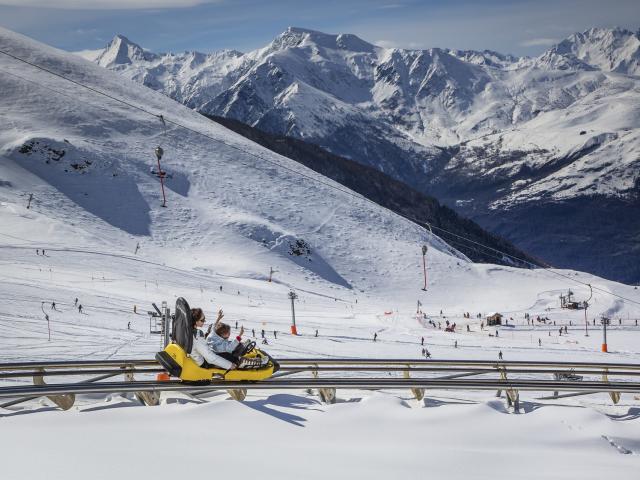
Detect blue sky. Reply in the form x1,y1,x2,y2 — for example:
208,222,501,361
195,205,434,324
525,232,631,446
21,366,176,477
0,0,638,56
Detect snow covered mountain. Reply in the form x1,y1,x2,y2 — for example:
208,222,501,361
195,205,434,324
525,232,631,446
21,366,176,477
0,25,476,302
536,27,640,75
80,27,640,284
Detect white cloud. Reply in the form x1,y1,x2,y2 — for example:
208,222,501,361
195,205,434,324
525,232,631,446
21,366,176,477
374,39,398,48
0,0,218,9
374,39,424,49
375,3,403,9
519,37,558,47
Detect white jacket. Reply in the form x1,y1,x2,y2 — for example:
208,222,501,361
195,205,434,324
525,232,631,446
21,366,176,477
189,329,234,370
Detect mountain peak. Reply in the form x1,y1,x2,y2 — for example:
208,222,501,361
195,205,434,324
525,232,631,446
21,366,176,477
96,34,156,68
538,26,640,74
271,26,374,53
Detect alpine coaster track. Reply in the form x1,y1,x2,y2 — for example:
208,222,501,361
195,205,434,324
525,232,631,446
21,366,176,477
1,358,639,410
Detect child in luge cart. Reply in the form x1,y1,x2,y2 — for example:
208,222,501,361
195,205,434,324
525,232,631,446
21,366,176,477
207,319,268,369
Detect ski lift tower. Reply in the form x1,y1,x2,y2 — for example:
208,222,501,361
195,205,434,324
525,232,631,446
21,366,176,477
148,301,172,348
154,146,167,207
288,291,298,335
421,245,428,291
148,303,163,350
601,315,610,352
161,301,171,348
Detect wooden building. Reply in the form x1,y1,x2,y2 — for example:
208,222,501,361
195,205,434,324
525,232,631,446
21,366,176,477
486,313,503,326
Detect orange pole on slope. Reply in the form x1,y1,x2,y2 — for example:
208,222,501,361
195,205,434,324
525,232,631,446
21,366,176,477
289,291,298,335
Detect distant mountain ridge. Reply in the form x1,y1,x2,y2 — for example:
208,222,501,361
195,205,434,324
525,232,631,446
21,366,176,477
81,27,640,283
536,27,640,74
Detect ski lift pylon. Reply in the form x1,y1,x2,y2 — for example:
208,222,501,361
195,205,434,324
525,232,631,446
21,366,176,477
154,114,168,207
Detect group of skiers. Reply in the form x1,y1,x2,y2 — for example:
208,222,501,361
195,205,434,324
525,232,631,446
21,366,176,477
49,297,83,313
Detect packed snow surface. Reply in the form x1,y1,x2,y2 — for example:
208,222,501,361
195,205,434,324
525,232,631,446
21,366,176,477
1,26,640,480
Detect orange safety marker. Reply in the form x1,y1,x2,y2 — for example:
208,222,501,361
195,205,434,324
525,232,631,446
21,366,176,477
290,325,298,335
157,372,171,381
601,343,608,353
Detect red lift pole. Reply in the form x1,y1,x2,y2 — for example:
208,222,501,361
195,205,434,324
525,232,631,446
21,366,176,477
421,245,428,291
154,146,167,208
154,114,168,208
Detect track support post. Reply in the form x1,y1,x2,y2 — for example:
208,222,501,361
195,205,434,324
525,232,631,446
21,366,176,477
124,369,160,406
404,367,425,401
553,372,560,397
497,366,520,413
602,369,621,404
312,365,336,404
33,368,75,410
227,389,247,401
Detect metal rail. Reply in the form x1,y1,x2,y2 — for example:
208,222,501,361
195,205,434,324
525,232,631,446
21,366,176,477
0,378,639,399
1,358,639,370
2,366,640,379
0,368,164,379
